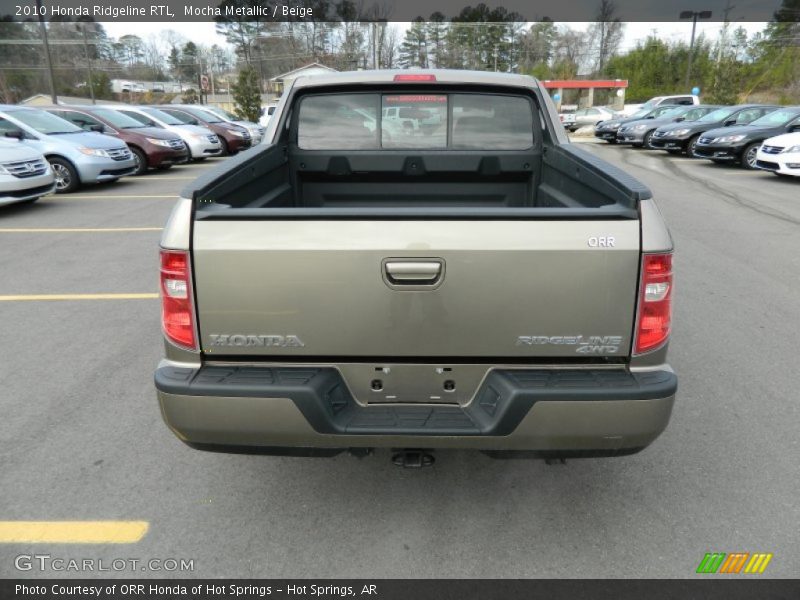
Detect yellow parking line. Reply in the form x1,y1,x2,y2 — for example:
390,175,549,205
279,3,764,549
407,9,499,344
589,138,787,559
0,227,163,233
0,293,158,301
0,521,148,544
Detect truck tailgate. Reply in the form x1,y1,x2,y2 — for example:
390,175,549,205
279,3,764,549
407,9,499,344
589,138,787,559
192,219,640,358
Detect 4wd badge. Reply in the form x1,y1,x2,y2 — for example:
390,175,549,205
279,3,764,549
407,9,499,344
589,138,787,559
516,335,623,354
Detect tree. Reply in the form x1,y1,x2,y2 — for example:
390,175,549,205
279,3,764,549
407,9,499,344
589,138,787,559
399,19,428,68
588,0,624,75
180,42,199,81
232,66,261,122
89,72,113,100
116,34,144,67
518,20,557,74
182,88,199,104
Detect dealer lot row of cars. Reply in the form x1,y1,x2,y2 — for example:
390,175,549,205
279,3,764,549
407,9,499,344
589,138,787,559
591,102,800,177
0,103,265,206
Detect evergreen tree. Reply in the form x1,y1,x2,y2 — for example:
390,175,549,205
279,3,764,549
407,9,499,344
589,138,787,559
232,66,261,122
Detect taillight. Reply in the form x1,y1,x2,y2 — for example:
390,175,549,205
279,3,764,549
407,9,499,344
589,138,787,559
393,74,437,82
634,253,673,354
160,249,197,350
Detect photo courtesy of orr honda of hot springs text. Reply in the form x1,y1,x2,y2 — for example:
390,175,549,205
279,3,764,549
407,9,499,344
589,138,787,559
154,70,676,466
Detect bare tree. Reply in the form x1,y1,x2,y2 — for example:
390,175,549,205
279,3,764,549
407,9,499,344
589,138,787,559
587,0,624,75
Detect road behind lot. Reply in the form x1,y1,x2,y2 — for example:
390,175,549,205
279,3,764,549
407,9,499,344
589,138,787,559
1,148,798,578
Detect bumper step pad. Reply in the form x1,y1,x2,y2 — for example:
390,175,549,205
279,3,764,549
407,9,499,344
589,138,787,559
155,365,676,437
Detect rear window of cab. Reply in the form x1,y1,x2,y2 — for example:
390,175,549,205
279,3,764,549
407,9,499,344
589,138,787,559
297,93,534,151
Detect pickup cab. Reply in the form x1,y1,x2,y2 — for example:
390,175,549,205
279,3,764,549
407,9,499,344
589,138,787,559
154,70,677,463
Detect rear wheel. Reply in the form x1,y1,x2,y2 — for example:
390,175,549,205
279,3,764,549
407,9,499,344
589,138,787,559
741,143,759,169
219,138,230,157
686,134,702,158
48,157,79,193
130,147,148,176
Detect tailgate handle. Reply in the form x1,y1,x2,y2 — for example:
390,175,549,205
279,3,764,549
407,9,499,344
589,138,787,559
384,260,443,286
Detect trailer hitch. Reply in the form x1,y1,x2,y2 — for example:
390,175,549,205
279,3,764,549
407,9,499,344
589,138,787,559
392,449,435,468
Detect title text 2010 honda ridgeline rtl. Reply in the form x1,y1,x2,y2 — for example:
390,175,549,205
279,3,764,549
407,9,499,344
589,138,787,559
154,70,676,463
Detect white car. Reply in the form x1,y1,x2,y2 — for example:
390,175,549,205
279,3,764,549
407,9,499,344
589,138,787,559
755,132,800,178
0,137,56,206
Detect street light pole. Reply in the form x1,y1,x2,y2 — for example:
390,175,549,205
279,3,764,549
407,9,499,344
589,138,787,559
78,25,96,104
35,0,57,103
680,10,712,89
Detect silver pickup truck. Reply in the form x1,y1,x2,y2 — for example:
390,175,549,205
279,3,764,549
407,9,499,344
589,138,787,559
155,70,676,465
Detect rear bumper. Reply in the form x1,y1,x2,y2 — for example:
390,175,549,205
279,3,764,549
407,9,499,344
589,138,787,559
155,364,677,455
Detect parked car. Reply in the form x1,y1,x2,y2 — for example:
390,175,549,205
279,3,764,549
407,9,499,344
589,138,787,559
0,137,56,206
694,107,800,169
103,106,221,161
639,94,700,110
201,106,265,145
594,104,681,143
259,103,279,128
616,105,721,148
567,106,619,131
0,105,136,193
156,105,251,156
154,70,677,464
42,105,188,175
649,104,779,157
755,132,800,177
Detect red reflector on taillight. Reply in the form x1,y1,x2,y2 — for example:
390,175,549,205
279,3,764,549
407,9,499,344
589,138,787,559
160,249,197,350
634,253,673,355
393,74,437,82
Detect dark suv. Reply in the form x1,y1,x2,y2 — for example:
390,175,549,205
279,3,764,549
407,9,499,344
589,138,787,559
693,107,800,169
157,105,251,156
44,106,188,175
649,104,779,157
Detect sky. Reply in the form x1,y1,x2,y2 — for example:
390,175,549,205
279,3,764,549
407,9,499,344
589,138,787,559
102,21,769,58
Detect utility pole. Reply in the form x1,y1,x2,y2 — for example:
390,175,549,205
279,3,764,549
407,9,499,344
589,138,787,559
371,22,377,69
78,25,96,104
35,0,57,103
493,44,498,72
680,10,712,88
716,1,735,64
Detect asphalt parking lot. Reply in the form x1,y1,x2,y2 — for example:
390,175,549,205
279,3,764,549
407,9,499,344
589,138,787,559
1,146,798,579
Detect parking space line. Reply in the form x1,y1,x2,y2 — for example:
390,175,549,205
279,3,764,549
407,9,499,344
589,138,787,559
0,293,158,301
0,227,163,233
0,521,148,544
